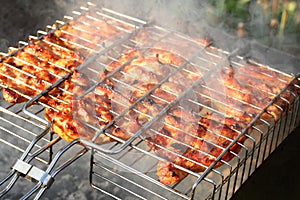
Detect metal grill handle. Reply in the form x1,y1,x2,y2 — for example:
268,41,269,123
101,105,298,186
0,128,88,200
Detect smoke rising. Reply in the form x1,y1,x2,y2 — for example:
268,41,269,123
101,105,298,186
0,0,270,55
97,0,210,36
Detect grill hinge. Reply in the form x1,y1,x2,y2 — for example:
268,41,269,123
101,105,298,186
12,159,54,188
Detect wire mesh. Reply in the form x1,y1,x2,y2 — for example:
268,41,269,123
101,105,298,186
0,2,299,200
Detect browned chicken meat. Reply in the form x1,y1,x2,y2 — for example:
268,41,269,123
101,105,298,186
48,87,141,142
200,64,297,122
102,45,298,185
145,108,246,184
0,12,132,104
51,15,134,56
0,33,84,103
47,47,205,143
51,96,113,143
1,18,297,188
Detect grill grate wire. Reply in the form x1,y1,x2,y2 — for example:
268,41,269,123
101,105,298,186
0,2,299,200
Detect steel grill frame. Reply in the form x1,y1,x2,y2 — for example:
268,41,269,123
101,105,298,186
0,2,300,200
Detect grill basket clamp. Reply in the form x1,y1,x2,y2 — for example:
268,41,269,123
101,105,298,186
12,159,54,188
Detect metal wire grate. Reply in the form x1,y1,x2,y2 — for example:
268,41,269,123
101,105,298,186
0,2,299,200
88,50,300,199
0,2,147,199
0,97,50,163
81,27,300,199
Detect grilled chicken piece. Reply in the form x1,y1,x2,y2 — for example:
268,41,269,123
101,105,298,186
234,65,297,119
105,50,144,73
156,161,188,185
147,48,185,66
52,16,126,55
133,29,210,59
16,63,58,85
152,82,185,103
240,63,293,83
199,86,260,124
0,31,86,104
23,43,61,63
50,95,111,142
43,70,93,120
0,59,88,104
146,109,246,184
51,108,112,143
13,51,68,77
0,62,50,103
101,48,204,114
2,88,27,103
49,93,138,142
67,16,120,39
111,117,142,141
201,66,293,122
22,43,82,70
39,34,84,62
237,65,289,94
44,98,69,122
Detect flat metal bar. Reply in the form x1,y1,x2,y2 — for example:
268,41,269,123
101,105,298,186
282,100,295,140
239,148,248,188
231,155,241,196
267,121,279,156
278,113,287,143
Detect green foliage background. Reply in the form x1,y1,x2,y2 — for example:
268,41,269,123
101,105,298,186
208,0,300,56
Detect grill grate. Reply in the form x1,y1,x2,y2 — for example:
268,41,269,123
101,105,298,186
0,2,300,200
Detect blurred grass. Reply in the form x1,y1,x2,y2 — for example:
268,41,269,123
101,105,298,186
208,0,300,57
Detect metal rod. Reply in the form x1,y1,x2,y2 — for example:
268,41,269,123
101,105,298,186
0,173,20,197
81,42,216,154
191,74,300,197
93,150,189,199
